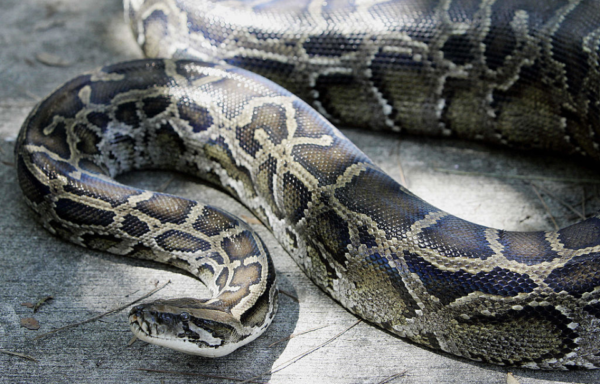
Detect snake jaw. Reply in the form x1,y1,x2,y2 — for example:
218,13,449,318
128,299,258,358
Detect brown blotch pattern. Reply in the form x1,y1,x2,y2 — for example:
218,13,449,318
136,194,196,224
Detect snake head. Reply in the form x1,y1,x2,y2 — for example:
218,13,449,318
129,298,260,357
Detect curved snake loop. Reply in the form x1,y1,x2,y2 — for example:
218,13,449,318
13,0,600,369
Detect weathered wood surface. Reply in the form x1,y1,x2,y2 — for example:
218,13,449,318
2,1,600,383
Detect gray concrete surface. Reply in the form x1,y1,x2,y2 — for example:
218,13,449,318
2,0,600,383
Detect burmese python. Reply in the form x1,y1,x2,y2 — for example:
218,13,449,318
13,0,600,370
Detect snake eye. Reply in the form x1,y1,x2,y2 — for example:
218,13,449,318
180,312,190,321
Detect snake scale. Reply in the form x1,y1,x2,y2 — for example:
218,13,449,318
13,0,600,370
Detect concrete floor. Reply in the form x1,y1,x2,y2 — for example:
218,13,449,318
1,1,600,383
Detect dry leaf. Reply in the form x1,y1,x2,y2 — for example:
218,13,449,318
33,19,65,31
240,214,262,224
507,372,521,384
35,52,71,67
20,317,40,330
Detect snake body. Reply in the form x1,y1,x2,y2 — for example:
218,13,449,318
127,0,600,160
13,0,600,370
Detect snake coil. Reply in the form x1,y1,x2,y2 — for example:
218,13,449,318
14,0,600,369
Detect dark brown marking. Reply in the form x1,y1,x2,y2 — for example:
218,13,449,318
54,198,116,227
216,262,262,309
417,215,495,260
121,214,151,237
81,233,123,251
86,111,110,130
221,231,261,262
88,60,170,105
192,206,238,237
282,171,310,223
73,123,101,155
545,253,600,298
309,208,351,267
292,137,369,186
255,155,279,217
215,268,229,291
135,194,196,224
115,101,140,128
16,155,50,204
454,305,578,366
404,250,538,305
335,167,434,240
153,121,187,161
176,98,213,132
498,231,560,265
143,95,171,118
63,171,141,208
26,121,71,160
558,218,600,250
155,229,211,253
230,262,262,288
77,159,107,175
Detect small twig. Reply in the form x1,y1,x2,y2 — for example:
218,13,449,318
582,188,586,218
125,289,140,298
278,289,299,303
434,168,600,184
0,349,38,362
268,324,330,347
24,89,41,101
0,102,37,109
241,320,362,383
530,182,585,220
33,296,53,313
377,370,408,384
33,281,170,340
156,175,175,193
530,184,559,230
395,143,407,187
136,368,267,384
1,160,15,167
127,335,138,346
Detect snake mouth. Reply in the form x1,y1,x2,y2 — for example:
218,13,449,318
128,304,186,342
128,304,199,351
129,308,153,338
127,302,252,357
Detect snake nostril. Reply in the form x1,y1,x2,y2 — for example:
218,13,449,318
131,305,145,315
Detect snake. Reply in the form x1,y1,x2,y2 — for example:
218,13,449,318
13,0,600,370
